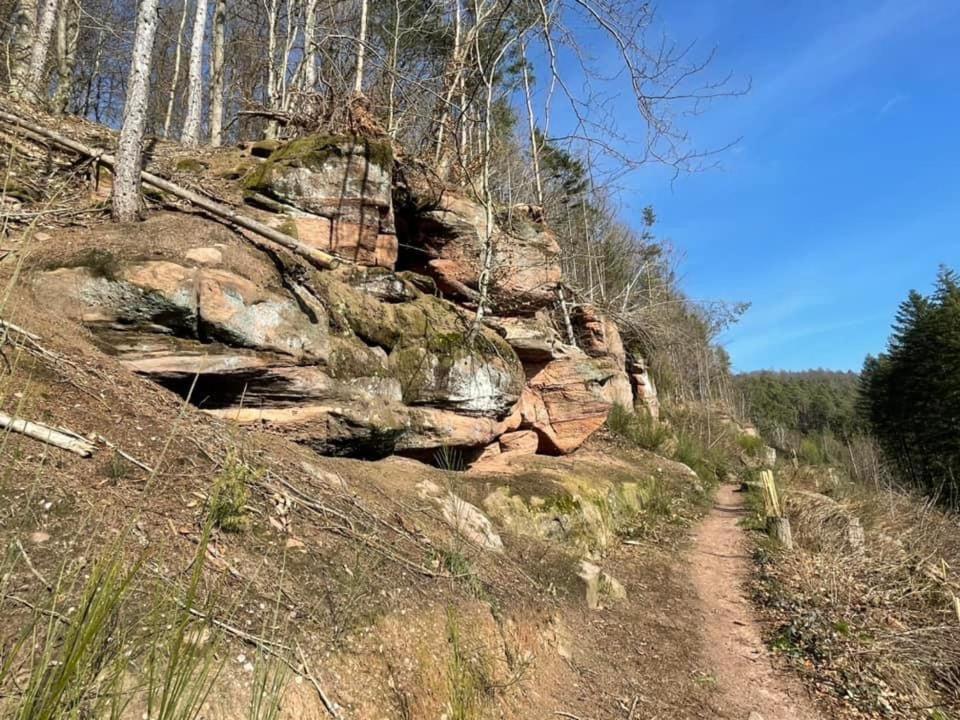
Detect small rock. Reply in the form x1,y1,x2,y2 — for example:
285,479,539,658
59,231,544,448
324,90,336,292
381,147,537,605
29,531,50,544
184,247,223,265
748,713,764,720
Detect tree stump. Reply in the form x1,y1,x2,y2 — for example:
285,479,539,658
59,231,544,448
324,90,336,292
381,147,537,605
766,516,793,550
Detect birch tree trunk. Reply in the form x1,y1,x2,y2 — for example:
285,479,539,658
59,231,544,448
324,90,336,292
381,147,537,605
264,0,279,139
162,0,189,138
112,0,162,222
25,0,59,102
181,0,209,146
433,0,461,167
209,0,227,145
8,0,38,99
302,0,318,90
52,0,79,114
353,0,367,94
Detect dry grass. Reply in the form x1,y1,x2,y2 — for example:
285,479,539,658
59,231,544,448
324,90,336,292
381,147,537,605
753,464,960,719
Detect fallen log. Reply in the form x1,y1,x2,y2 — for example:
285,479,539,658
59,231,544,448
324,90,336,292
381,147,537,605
0,109,339,271
0,411,96,456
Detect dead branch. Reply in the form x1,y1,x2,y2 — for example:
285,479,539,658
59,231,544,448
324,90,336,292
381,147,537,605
91,433,155,474
297,642,345,719
15,538,53,591
0,109,340,271
0,411,96,457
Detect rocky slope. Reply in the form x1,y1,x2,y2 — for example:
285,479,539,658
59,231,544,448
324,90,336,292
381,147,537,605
26,133,658,465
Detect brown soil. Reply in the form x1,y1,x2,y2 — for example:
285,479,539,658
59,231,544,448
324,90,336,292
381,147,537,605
690,483,823,719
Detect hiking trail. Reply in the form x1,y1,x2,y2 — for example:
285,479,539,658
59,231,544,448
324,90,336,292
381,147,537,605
689,483,822,720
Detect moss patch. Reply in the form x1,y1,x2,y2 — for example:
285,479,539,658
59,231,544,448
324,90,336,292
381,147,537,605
243,134,394,195
175,158,209,174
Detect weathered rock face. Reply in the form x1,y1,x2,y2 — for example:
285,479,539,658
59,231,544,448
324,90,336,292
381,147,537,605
37,262,328,362
31,142,657,462
574,304,626,368
627,353,660,420
487,313,574,362
396,193,562,314
244,136,397,268
518,356,623,455
33,236,528,458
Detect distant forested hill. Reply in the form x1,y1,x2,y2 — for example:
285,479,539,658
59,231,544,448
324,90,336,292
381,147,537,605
734,370,865,448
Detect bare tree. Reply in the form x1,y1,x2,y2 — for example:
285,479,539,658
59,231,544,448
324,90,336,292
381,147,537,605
181,0,209,145
162,0,189,138
113,0,162,222
209,0,227,145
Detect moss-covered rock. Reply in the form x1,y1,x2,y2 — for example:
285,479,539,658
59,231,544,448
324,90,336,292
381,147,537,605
312,268,523,416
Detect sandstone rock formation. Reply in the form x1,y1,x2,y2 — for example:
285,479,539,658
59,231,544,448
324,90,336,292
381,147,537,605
28,133,661,463
244,136,397,268
396,191,562,313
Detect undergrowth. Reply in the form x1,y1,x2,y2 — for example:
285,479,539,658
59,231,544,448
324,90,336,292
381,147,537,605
749,464,960,719
0,528,289,719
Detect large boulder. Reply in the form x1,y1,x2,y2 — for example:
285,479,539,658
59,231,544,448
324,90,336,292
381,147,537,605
35,262,328,362
312,267,525,418
244,136,397,268
397,193,562,313
519,356,623,454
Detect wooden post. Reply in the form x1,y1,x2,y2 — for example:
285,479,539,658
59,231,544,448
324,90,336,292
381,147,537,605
759,469,793,550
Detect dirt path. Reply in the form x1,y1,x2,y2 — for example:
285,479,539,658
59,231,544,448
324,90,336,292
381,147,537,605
690,483,822,720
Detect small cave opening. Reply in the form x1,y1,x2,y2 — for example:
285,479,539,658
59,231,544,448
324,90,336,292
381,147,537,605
395,444,489,472
149,371,265,411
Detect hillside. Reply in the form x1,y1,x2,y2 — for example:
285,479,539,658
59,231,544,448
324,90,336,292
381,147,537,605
0,99,800,719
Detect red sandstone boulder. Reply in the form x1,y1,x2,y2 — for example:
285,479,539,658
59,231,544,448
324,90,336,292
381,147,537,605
519,356,621,454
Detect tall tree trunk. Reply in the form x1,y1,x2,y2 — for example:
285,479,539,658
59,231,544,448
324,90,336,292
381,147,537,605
8,0,38,99
163,0,189,138
385,0,400,136
433,0,461,168
112,0,162,222
302,0,318,90
353,0,367,94
264,0,279,138
24,0,58,102
209,0,227,145
181,0,209,146
51,0,79,114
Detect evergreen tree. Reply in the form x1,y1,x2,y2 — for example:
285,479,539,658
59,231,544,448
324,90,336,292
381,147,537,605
859,267,960,503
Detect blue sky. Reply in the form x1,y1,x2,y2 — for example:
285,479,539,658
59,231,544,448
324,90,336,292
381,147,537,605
545,0,960,372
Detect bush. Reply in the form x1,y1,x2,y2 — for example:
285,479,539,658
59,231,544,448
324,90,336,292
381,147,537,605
606,404,670,451
737,434,765,457
798,437,825,465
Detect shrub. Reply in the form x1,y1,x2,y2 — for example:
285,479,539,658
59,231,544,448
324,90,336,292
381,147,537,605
606,404,670,451
797,437,825,465
737,434,765,457
208,452,258,532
